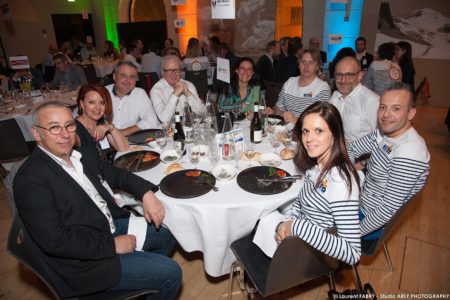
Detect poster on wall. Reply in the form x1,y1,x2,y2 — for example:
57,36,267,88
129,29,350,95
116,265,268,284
329,34,343,45
211,0,235,19
375,2,450,60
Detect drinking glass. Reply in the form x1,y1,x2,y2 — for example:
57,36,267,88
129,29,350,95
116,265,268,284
243,143,255,167
233,142,243,169
270,132,281,154
281,129,293,148
189,146,200,169
208,148,220,166
156,131,167,152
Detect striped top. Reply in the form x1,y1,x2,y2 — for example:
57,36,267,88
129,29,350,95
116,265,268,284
348,128,430,236
286,166,361,265
275,76,331,116
362,60,402,96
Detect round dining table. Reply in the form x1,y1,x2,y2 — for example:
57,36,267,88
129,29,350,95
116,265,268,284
132,121,303,277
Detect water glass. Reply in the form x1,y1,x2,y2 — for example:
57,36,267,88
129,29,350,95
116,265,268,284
270,132,281,153
156,131,167,152
189,146,200,168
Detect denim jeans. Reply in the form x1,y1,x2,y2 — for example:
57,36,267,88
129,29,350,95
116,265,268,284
359,210,383,240
109,217,182,300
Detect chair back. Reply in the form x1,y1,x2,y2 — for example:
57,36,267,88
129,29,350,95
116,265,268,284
362,196,418,256
262,80,283,108
81,64,99,84
44,66,55,83
138,72,159,95
230,232,340,297
185,69,209,94
0,118,30,162
100,72,115,86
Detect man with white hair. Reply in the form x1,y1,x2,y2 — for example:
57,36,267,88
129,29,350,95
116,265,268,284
150,55,204,124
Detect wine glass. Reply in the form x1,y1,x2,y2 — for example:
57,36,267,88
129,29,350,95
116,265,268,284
233,142,243,169
243,143,255,167
156,131,167,152
270,132,281,154
281,129,293,148
231,101,243,128
189,146,200,169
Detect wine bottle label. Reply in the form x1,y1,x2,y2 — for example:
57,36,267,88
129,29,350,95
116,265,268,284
253,130,262,142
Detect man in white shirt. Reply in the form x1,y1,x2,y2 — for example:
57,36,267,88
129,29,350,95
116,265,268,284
150,55,204,124
106,61,159,136
330,56,379,142
141,42,162,77
123,44,142,72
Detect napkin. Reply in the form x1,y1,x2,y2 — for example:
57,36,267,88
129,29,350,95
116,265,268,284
253,211,285,258
127,214,147,251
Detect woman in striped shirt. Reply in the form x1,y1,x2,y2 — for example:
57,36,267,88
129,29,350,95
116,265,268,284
276,102,361,264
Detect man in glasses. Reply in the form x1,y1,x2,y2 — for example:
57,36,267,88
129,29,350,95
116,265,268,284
13,101,181,298
49,52,87,91
150,55,204,124
106,60,159,136
330,56,379,142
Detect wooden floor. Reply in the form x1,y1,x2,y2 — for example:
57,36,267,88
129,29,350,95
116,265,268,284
1,104,449,299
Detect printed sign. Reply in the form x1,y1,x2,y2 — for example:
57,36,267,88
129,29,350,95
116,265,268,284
216,57,230,83
329,34,343,45
9,56,30,70
171,0,186,5
211,0,235,19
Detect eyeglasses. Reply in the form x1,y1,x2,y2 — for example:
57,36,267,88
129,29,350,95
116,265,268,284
334,72,359,80
163,68,182,75
118,73,137,81
35,123,77,135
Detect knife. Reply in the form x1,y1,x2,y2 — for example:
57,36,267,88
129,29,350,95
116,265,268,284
133,154,145,172
256,175,302,184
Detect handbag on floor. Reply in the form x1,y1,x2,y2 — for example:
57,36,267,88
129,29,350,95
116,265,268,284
328,283,377,300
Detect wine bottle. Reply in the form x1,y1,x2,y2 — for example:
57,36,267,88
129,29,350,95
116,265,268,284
173,112,185,142
250,103,262,144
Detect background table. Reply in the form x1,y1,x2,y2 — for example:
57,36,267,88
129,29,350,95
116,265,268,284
133,123,303,277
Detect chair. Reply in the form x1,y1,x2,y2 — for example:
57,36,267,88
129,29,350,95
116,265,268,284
44,66,55,83
7,204,157,300
263,80,283,108
100,72,115,86
185,69,209,95
360,196,419,272
227,234,340,299
137,72,159,95
0,118,30,172
80,63,99,84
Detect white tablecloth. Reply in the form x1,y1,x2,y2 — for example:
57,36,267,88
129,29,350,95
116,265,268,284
134,122,302,277
93,61,117,78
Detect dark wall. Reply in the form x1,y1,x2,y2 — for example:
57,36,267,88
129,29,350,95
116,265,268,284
117,21,167,52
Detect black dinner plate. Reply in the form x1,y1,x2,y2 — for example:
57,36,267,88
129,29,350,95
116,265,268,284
160,169,216,199
114,150,160,172
237,166,293,195
128,129,163,144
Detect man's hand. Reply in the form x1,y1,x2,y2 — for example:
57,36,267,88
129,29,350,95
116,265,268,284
114,234,136,254
282,112,298,125
142,191,165,228
276,220,293,244
173,82,185,97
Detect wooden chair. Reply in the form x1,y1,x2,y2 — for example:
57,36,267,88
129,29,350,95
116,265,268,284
262,80,283,108
7,201,157,300
137,72,159,95
227,234,341,299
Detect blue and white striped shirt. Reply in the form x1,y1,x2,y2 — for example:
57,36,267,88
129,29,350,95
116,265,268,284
348,128,430,236
286,166,361,264
275,76,331,117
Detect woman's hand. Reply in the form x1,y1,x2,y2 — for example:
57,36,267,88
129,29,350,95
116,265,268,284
276,220,293,244
93,123,115,141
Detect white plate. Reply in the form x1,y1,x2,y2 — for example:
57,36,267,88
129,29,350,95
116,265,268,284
259,153,282,167
160,149,181,164
147,140,158,148
212,164,237,181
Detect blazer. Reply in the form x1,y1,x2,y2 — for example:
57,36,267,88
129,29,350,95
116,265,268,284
359,52,374,71
13,147,158,298
256,54,275,89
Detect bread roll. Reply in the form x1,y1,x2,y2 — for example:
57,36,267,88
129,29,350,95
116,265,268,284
241,151,261,161
164,162,184,174
280,148,294,160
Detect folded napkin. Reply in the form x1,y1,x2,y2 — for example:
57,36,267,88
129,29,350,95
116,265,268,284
253,211,286,258
127,214,147,251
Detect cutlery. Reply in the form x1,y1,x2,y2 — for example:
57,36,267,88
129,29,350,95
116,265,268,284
133,154,145,172
256,175,301,184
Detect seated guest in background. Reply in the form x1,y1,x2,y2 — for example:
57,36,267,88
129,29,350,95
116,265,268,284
266,49,331,124
76,84,129,162
49,53,87,91
328,47,355,83
182,37,211,79
60,41,74,63
141,42,162,77
106,61,160,136
355,36,374,71
362,43,402,96
395,41,415,92
219,42,239,72
256,40,280,90
104,40,120,60
206,36,221,64
118,40,127,60
309,37,327,65
276,102,361,265
42,44,59,71
330,56,379,142
161,38,175,57
278,36,291,59
80,41,98,60
275,36,302,84
348,82,430,240
14,101,181,299
150,55,204,124
131,38,145,60
124,44,142,72
218,57,260,115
